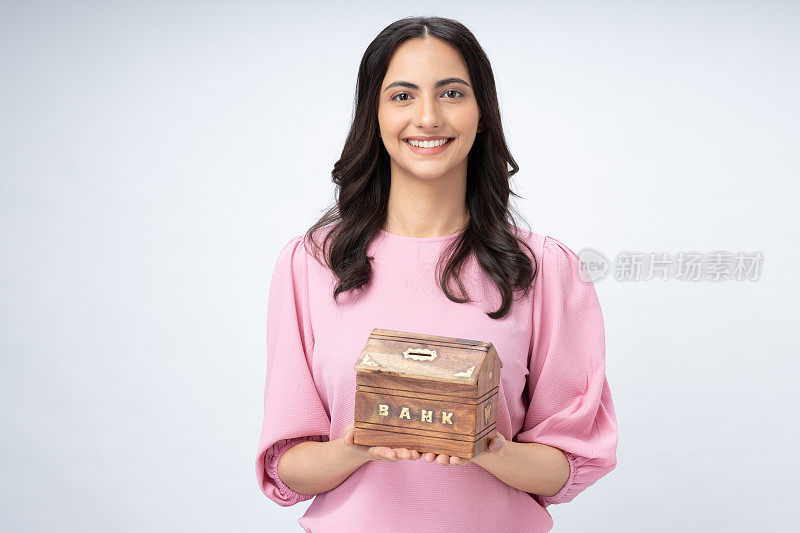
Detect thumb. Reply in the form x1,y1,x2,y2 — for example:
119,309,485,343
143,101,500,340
489,431,507,455
343,423,354,446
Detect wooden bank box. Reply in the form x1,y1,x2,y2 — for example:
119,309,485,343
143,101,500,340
353,328,502,458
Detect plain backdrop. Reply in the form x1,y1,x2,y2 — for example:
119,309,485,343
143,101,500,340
2,1,798,531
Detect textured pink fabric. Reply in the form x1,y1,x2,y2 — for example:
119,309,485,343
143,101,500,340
255,224,618,532
264,435,329,505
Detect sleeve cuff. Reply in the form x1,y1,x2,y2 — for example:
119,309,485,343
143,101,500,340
264,435,327,506
536,450,579,507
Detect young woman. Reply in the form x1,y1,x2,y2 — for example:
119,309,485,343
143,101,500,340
255,16,618,532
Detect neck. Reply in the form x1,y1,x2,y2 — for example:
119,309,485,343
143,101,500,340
383,161,469,238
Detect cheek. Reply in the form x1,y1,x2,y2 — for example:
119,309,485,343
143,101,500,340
377,108,402,138
449,112,481,143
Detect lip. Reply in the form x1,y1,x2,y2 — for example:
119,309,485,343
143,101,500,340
403,135,453,142
403,137,454,155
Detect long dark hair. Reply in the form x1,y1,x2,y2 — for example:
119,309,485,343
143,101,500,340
304,16,538,319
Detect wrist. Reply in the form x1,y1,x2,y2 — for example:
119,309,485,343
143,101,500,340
337,436,372,467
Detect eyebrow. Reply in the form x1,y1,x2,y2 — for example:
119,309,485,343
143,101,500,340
383,77,471,92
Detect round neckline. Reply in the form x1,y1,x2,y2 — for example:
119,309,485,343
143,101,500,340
378,227,465,242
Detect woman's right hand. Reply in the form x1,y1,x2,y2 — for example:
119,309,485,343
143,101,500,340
342,422,421,462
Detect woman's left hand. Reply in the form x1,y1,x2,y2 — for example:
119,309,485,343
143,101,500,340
421,430,508,466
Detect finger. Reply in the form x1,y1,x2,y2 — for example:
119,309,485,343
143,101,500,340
401,448,420,460
371,446,398,461
422,452,436,463
495,439,508,455
382,447,398,461
394,448,412,460
436,454,450,465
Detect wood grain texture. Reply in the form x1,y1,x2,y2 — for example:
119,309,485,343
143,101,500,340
353,328,502,458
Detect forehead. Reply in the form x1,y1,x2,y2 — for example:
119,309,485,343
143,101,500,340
382,37,471,87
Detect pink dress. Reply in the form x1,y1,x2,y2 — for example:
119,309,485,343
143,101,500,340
255,224,618,532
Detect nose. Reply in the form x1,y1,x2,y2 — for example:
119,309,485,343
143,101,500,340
412,93,443,130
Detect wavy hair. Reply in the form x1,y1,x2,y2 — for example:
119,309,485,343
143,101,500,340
304,16,538,319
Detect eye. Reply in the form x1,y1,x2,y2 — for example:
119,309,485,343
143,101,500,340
443,89,464,99
391,92,411,102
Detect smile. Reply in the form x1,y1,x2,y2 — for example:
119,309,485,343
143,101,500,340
403,137,454,155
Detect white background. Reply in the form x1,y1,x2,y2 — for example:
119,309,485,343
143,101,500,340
1,1,798,531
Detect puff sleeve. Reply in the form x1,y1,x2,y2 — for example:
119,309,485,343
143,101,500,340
514,235,618,507
255,234,332,506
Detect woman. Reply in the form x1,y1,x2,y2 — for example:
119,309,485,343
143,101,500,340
255,16,618,532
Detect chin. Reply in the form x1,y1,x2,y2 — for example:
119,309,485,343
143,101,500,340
409,169,450,180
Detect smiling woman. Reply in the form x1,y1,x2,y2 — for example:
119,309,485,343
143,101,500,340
378,38,482,183
255,15,618,533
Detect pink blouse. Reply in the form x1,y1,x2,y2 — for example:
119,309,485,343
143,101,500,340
255,224,618,532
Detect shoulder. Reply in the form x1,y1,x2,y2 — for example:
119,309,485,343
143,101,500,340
512,227,582,257
542,234,585,266
508,226,548,261
512,228,595,289
536,234,602,313
273,224,336,274
274,233,306,269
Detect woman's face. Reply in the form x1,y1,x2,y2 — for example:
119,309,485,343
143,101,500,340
378,37,482,181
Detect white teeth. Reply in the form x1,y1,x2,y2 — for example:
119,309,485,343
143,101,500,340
407,138,450,148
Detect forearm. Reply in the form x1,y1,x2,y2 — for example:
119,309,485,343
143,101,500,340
473,440,570,497
277,437,370,496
